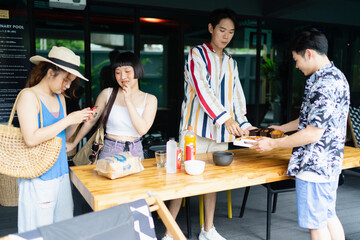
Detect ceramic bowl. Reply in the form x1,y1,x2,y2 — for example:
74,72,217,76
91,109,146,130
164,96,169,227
212,151,234,166
184,160,205,175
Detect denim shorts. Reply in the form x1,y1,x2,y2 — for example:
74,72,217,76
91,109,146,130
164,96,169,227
296,177,338,229
98,136,144,159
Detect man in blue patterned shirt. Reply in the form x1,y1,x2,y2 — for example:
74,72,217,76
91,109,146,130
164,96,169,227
251,29,349,240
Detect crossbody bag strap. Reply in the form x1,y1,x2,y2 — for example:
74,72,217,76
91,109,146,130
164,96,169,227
8,88,44,128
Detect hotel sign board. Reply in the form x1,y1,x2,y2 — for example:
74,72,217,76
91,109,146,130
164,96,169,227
0,19,30,123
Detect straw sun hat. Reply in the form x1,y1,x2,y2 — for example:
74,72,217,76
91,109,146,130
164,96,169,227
30,46,88,81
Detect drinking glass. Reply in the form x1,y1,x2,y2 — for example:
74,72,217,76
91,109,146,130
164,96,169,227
155,150,166,167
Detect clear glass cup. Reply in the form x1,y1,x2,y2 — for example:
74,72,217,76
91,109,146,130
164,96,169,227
155,150,166,167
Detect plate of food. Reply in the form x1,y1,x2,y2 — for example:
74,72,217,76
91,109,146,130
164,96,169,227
233,136,262,147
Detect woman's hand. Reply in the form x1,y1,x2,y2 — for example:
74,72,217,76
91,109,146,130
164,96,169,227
67,108,94,125
122,84,133,105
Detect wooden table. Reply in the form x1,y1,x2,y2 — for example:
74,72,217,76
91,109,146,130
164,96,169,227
70,146,360,212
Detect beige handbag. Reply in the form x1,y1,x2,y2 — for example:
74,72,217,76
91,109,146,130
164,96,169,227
71,87,118,166
71,124,104,166
0,89,62,178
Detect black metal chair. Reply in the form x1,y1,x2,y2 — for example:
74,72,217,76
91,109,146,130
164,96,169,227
239,179,296,240
349,105,360,148
346,106,360,175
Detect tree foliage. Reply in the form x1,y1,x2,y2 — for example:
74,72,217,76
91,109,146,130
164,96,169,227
35,39,84,50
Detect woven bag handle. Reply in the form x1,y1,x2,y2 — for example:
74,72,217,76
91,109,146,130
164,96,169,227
8,88,44,128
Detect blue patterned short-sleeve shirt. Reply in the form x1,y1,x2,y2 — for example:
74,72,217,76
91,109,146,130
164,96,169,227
287,62,350,179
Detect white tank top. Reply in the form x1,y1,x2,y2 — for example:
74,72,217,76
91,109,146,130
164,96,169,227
106,88,147,138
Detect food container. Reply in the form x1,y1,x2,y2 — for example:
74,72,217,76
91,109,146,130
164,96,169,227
270,130,285,139
233,136,262,147
259,128,272,137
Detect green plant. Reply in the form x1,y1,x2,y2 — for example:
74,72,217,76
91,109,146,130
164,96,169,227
78,60,108,98
91,59,108,92
261,58,279,102
261,58,275,82
36,39,84,50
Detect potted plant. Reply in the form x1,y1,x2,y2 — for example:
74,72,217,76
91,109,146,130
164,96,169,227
261,57,281,123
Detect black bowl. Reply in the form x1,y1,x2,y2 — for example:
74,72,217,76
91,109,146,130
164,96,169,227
212,151,234,166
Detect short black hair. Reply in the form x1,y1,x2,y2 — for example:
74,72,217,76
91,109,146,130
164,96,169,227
109,50,119,63
208,8,238,29
290,28,328,57
112,51,145,79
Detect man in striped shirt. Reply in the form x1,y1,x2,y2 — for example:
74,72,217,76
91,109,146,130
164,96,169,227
162,8,254,240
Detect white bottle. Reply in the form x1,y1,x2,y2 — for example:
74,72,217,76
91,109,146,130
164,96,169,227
166,138,177,174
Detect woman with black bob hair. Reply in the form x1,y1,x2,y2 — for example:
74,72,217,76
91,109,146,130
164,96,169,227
67,51,158,159
114,51,145,79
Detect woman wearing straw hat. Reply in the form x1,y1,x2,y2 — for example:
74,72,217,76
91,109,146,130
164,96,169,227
16,46,93,232
66,51,157,160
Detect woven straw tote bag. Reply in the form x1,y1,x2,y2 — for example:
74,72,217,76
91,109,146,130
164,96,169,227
0,88,62,178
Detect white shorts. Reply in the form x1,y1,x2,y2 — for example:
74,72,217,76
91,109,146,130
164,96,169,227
18,174,74,233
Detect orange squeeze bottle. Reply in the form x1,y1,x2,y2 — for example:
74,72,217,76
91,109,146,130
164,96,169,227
184,126,196,160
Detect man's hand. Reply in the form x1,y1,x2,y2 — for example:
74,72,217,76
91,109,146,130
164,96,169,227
244,126,258,136
224,118,244,136
250,137,276,153
268,125,284,132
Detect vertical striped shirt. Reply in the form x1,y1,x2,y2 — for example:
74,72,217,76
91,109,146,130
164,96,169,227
179,43,251,143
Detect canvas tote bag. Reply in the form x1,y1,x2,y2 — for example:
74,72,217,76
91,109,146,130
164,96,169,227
72,124,104,166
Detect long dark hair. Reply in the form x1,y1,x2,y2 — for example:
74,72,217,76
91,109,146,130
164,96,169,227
27,61,80,99
99,86,118,128
26,62,62,87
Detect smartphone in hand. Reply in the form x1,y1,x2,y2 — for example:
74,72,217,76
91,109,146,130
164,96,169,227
90,106,98,118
